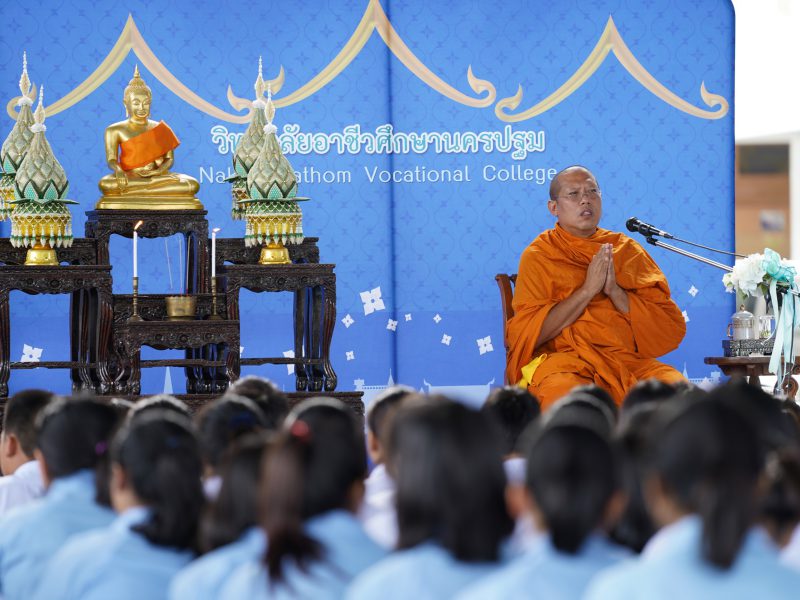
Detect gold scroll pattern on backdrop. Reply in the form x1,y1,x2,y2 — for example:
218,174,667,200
6,4,727,124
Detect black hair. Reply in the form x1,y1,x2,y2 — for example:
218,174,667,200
196,395,268,470
128,394,190,422
760,450,800,546
226,375,289,430
200,433,270,553
366,386,415,443
571,384,617,422
650,398,762,569
112,410,205,550
36,398,119,480
527,421,618,554
390,399,513,562
3,389,56,456
622,379,677,414
262,398,367,585
546,393,615,439
482,386,541,455
109,398,135,419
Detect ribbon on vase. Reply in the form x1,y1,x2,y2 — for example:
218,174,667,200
765,249,799,387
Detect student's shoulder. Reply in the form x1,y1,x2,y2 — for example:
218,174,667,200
346,547,440,600
583,558,647,600
454,555,534,600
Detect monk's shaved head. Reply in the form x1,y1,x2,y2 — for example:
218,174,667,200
549,165,597,201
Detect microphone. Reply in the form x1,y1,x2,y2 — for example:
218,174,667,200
625,217,674,239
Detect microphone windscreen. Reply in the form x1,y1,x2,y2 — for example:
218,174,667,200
626,217,639,233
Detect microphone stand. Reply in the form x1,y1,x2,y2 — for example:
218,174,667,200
644,236,733,272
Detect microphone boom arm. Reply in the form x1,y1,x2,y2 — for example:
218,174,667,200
645,237,732,272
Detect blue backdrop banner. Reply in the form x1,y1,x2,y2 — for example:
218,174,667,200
0,0,734,405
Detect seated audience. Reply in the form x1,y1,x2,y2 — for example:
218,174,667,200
169,434,270,600
459,419,626,599
222,398,385,599
621,379,677,414
360,385,415,548
546,392,615,438
481,386,541,552
347,399,513,600
35,411,205,600
226,375,289,430
127,394,190,422
760,451,800,553
572,384,618,422
0,389,55,514
0,399,118,600
196,395,267,499
586,396,800,599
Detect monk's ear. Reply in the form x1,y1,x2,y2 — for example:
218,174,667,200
547,199,558,217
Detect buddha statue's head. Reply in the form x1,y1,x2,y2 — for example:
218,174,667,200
123,65,152,120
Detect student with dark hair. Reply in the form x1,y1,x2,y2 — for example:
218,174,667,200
760,451,800,551
222,398,385,599
0,399,118,600
34,411,205,600
347,400,513,599
587,399,800,599
459,421,626,599
226,374,289,430
360,385,415,548
572,383,618,421
0,389,55,514
621,379,676,414
169,434,270,600
196,395,267,499
127,394,190,422
546,392,615,439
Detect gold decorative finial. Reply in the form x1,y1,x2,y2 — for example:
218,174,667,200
123,65,151,102
254,56,265,99
33,85,45,128
134,64,140,78
265,82,275,125
19,52,31,98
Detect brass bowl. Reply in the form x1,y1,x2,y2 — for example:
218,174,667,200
165,295,197,320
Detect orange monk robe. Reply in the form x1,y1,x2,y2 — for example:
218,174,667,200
118,121,180,171
506,224,686,409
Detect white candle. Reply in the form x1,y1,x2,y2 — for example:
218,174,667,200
133,220,143,278
211,227,221,278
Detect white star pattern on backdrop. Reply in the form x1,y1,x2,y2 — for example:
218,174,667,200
433,314,442,323
283,350,295,374
20,344,42,363
360,287,386,315
341,314,355,328
688,285,699,297
477,336,494,355
346,350,355,361
404,313,412,321
682,310,690,322
387,319,398,331
441,334,452,346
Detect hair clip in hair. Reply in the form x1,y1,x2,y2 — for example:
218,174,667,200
289,419,311,442
94,441,109,456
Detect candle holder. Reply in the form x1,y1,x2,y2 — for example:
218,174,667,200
208,276,223,320
128,276,143,322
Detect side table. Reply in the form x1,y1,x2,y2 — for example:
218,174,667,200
221,263,337,392
0,265,113,396
704,356,800,398
115,320,240,395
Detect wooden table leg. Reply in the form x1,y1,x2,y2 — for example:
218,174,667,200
95,285,114,395
322,279,337,392
0,292,10,397
293,288,308,391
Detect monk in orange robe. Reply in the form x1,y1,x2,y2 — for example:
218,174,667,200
506,166,686,409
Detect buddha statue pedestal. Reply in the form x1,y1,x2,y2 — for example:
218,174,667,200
95,194,203,211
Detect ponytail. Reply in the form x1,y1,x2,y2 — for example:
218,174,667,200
652,398,761,569
112,411,204,551
261,400,366,584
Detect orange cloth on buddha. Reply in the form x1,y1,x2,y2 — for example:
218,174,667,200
506,224,686,410
118,121,180,171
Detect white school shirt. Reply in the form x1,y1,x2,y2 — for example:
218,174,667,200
781,523,800,571
359,463,398,549
586,515,800,600
0,461,44,516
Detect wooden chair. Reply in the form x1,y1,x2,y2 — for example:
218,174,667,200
495,273,517,385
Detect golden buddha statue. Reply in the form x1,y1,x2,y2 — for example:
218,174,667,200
96,66,202,210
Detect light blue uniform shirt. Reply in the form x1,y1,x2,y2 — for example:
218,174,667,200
169,526,266,600
347,542,503,600
586,515,800,600
456,534,626,600
222,510,385,600
0,469,114,600
33,506,194,600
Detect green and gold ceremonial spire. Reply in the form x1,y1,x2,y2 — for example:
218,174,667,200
230,58,268,220
0,53,36,220
242,82,307,264
10,86,76,265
